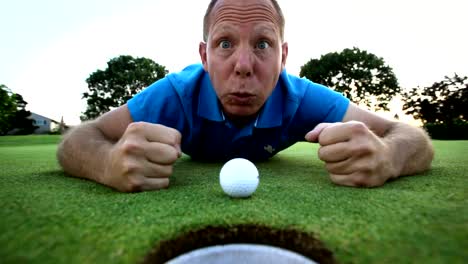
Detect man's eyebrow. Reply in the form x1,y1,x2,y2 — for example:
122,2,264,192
253,25,277,36
210,24,236,36
210,24,278,39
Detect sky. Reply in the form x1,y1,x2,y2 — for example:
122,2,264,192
1,0,467,125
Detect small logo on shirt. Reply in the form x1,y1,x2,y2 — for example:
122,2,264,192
264,145,275,154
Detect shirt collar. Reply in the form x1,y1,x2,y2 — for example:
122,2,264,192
197,70,284,128
254,78,283,128
198,72,224,122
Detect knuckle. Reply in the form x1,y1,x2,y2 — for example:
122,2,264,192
120,140,143,155
171,127,182,139
152,179,170,190
156,124,182,145
121,160,140,175
169,129,182,146
349,121,368,135
353,144,371,157
317,130,329,145
126,122,145,134
167,150,179,163
175,132,182,145
329,174,346,186
125,176,143,192
160,179,170,189
353,178,368,187
351,141,375,157
160,165,174,177
116,175,143,193
152,123,165,132
157,144,179,164
317,147,326,160
325,162,337,173
351,173,372,187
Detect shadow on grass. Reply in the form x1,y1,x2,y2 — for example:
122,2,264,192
143,224,337,264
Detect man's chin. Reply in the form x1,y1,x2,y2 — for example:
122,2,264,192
224,106,259,121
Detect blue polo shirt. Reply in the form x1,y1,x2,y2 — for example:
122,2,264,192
128,64,349,161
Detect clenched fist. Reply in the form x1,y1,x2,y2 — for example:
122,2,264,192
102,122,182,192
305,121,397,187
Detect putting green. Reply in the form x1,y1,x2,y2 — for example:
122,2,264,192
0,136,467,263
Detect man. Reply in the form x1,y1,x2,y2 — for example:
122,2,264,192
57,0,434,192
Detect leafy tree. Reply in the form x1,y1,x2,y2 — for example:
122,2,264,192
9,93,38,135
402,74,467,125
0,84,17,134
0,85,37,135
300,47,400,111
81,55,168,120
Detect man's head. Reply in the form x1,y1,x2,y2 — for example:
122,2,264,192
199,0,288,123
203,0,285,42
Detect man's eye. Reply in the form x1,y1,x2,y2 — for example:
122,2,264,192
219,40,232,49
257,41,269,49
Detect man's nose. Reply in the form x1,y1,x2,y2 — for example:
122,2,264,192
234,46,253,77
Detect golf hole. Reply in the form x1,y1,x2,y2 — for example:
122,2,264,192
142,224,337,264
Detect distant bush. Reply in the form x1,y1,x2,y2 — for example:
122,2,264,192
424,120,468,140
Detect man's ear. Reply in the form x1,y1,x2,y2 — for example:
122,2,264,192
199,42,208,71
281,42,288,71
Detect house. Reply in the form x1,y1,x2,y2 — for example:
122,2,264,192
29,112,65,134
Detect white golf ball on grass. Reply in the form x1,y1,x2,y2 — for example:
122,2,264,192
219,158,259,198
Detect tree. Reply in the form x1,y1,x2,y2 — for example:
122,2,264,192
81,55,168,120
9,93,38,135
402,74,468,139
300,47,400,111
402,74,467,125
0,84,37,135
0,84,17,134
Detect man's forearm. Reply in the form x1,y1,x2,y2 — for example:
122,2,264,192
57,122,113,184
384,122,434,178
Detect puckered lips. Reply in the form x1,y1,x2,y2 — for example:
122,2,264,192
226,92,256,105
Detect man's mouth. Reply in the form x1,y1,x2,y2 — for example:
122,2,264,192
228,92,255,105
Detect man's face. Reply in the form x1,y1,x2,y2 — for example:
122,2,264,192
199,0,288,121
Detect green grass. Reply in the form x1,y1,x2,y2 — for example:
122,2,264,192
0,134,61,146
0,136,467,263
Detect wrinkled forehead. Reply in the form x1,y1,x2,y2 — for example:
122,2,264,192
209,0,281,32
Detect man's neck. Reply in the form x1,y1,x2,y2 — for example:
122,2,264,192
224,113,257,128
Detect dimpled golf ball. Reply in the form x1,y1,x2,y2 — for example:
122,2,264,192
219,158,259,198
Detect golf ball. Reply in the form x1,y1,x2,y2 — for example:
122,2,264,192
219,158,259,198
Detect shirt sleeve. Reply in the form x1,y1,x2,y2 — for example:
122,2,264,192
301,81,350,123
287,77,350,141
127,77,185,131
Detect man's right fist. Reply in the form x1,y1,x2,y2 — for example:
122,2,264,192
102,122,182,192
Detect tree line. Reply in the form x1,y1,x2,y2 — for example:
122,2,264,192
300,48,467,139
0,85,37,135
1,50,466,138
